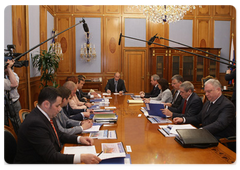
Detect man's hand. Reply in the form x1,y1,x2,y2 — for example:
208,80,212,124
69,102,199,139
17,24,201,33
6,59,15,68
85,102,92,108
173,117,184,124
81,154,101,164
80,136,94,146
81,120,93,130
161,108,173,117
107,89,111,93
143,98,150,103
163,103,172,107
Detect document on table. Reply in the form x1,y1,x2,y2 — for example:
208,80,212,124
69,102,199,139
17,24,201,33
158,124,196,137
99,142,126,160
63,145,96,155
82,125,101,133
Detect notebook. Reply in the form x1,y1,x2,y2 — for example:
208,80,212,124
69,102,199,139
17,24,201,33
175,129,219,148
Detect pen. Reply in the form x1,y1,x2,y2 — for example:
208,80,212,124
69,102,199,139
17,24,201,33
97,151,103,157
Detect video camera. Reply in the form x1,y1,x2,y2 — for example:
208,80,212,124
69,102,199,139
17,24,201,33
4,44,29,68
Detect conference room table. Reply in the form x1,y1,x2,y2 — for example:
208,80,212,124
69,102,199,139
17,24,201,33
62,93,236,164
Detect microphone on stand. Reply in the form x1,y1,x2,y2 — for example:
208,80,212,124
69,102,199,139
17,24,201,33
118,33,122,45
148,34,158,45
82,19,89,32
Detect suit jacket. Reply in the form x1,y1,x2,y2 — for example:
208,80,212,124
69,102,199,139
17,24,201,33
169,92,202,118
185,95,236,139
15,107,78,163
171,89,183,108
225,69,236,102
55,109,83,135
144,85,161,98
149,89,173,103
62,104,84,121
105,78,126,93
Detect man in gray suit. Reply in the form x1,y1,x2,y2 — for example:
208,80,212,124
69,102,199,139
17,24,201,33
173,79,236,140
56,86,93,135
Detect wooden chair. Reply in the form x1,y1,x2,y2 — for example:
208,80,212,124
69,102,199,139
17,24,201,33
219,136,236,152
201,75,214,88
19,109,31,123
4,125,17,163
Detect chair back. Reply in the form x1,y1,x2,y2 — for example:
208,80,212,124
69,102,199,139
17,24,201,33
4,125,17,164
19,109,31,123
201,75,214,88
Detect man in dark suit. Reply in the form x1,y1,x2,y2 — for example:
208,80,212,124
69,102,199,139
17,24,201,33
161,81,202,119
105,72,126,94
15,87,101,164
164,74,183,108
139,74,160,98
173,79,236,140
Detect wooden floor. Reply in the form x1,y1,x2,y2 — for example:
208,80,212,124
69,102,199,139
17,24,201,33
62,93,236,164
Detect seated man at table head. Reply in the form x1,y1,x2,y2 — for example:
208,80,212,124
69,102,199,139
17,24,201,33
164,74,183,108
56,86,93,135
63,81,91,120
173,79,236,140
105,72,126,94
161,81,202,118
140,74,160,98
15,86,101,164
144,78,172,104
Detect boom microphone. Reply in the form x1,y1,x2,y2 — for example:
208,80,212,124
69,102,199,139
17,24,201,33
82,19,89,32
118,33,122,45
148,34,158,45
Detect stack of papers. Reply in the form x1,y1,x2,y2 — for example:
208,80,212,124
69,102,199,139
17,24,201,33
93,113,118,123
127,100,144,104
99,142,126,160
147,116,172,124
158,124,196,137
89,130,117,139
82,125,101,133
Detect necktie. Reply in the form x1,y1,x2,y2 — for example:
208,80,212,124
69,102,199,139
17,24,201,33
50,119,60,147
115,81,118,92
182,100,187,114
206,102,212,112
172,91,179,104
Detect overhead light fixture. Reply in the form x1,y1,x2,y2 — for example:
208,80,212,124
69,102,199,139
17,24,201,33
129,5,201,24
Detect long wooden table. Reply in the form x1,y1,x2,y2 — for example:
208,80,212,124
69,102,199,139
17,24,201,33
62,94,236,164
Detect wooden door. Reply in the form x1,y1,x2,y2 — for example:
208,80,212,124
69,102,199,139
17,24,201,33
123,50,146,93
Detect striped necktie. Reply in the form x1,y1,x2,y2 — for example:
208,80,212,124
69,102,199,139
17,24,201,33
50,119,60,147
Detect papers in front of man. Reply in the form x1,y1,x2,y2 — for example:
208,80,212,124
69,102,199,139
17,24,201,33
158,124,196,137
89,130,117,139
93,113,118,123
82,125,102,133
64,145,97,155
147,116,172,124
127,100,144,104
99,142,126,160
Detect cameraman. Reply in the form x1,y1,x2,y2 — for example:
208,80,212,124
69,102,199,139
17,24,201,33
4,59,21,127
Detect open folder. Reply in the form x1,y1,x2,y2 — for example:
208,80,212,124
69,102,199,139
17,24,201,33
145,103,166,118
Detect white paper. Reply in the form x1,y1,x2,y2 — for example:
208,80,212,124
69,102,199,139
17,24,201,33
82,125,101,133
64,145,96,155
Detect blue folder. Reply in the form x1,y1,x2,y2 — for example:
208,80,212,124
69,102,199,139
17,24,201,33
145,103,166,118
90,98,105,102
99,154,131,164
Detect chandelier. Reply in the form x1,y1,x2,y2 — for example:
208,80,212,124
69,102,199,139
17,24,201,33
51,29,63,60
80,32,97,62
130,5,200,24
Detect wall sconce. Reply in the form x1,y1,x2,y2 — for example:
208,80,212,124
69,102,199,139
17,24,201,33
51,29,63,60
80,32,97,62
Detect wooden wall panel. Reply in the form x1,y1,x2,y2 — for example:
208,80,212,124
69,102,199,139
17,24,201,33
104,5,121,14
55,5,72,13
196,18,212,47
103,16,122,74
55,16,73,74
197,5,212,16
213,6,231,17
74,5,103,14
